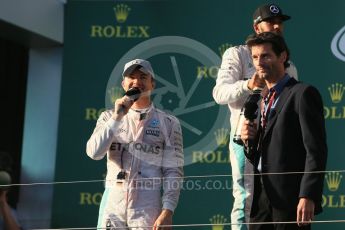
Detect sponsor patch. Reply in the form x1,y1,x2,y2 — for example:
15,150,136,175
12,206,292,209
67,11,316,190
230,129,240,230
149,119,160,127
145,129,160,137
117,128,127,134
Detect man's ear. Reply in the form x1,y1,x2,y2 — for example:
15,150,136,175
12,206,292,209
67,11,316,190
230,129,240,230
279,51,287,63
151,78,156,89
121,80,125,89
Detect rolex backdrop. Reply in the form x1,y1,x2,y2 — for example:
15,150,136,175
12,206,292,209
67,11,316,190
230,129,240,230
52,0,345,229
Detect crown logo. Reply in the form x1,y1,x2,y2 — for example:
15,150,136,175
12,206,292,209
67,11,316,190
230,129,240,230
214,128,229,147
328,83,345,103
114,4,131,23
325,171,342,192
209,214,227,230
218,43,233,57
108,87,124,104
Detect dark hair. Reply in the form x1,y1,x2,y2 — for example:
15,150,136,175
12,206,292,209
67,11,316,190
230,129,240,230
246,32,290,68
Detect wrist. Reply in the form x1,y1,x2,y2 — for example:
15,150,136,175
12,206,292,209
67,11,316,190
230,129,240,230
111,114,123,121
0,200,9,212
162,209,173,216
246,79,253,91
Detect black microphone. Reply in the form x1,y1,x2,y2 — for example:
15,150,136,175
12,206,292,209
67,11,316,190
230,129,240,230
117,87,141,114
233,88,262,146
125,87,141,102
243,88,262,151
243,89,261,120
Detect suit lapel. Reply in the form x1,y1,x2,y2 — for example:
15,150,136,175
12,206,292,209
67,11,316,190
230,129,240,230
263,78,298,140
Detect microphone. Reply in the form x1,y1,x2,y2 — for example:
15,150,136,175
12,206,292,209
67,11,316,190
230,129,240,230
243,88,262,120
117,87,141,114
233,88,262,146
125,87,141,102
243,88,262,151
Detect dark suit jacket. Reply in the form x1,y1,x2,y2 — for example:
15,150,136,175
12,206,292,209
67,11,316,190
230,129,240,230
245,78,327,214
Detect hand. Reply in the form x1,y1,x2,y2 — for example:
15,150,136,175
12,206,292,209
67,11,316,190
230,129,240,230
0,190,21,230
112,96,134,120
248,73,266,90
153,209,173,230
0,190,8,205
297,198,315,226
240,120,257,147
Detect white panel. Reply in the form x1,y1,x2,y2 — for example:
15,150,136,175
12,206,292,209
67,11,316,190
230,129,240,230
17,47,62,229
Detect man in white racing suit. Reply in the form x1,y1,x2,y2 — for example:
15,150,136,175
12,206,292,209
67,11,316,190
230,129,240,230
212,4,298,230
87,59,184,230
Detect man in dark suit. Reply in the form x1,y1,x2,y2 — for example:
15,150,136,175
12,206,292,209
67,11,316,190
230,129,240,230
240,32,327,230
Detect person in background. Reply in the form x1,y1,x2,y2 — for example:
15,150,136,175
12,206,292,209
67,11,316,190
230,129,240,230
0,151,21,230
212,4,298,229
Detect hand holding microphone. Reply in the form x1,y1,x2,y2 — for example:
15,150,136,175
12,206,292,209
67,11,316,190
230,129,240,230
242,88,261,151
233,88,262,146
248,72,266,90
112,87,141,120
241,120,258,147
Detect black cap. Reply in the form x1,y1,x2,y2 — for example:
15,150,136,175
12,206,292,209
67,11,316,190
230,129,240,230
253,4,291,25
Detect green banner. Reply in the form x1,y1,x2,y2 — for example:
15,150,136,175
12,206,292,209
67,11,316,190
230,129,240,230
52,0,345,229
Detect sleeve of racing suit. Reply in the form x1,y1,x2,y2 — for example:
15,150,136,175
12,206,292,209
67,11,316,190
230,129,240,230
86,111,121,160
212,46,252,105
161,117,184,212
286,60,298,80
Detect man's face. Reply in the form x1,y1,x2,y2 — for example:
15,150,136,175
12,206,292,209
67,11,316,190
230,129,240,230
251,43,285,81
254,17,284,36
122,68,155,94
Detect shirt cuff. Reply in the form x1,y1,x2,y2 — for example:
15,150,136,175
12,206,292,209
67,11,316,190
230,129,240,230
242,79,252,92
162,201,176,213
106,118,121,134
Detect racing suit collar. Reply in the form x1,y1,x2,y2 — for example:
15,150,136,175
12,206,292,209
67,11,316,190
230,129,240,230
128,103,154,121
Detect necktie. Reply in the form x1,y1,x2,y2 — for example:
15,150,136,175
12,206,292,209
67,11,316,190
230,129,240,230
261,89,276,129
257,89,276,172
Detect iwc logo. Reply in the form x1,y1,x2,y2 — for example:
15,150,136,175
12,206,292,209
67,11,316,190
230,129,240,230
209,214,228,230
90,3,150,38
322,171,345,208
331,25,345,62
324,83,345,119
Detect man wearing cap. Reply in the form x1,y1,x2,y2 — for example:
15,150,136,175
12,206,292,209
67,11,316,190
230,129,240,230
87,59,184,230
213,4,298,230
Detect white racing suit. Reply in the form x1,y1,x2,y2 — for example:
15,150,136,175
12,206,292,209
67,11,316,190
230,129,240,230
86,104,184,230
213,45,297,230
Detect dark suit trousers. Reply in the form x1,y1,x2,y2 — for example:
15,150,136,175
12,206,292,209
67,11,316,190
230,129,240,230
249,175,311,230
